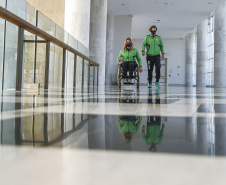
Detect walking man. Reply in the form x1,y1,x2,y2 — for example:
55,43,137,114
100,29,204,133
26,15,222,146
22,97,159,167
142,25,165,88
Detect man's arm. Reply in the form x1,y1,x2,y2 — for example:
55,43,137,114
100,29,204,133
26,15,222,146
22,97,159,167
159,37,165,58
142,37,147,56
117,50,124,62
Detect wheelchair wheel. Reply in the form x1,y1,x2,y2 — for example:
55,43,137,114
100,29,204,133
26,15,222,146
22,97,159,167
117,64,122,88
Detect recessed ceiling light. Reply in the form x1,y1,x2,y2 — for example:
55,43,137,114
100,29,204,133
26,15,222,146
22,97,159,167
164,3,168,5
208,2,212,4
121,4,125,6
157,20,160,21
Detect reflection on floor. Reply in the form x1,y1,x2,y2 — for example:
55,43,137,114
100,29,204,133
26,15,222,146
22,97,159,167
0,85,226,184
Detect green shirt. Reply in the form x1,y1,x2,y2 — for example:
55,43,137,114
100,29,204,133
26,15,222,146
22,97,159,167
117,48,142,67
117,120,142,134
142,125,165,145
142,35,165,56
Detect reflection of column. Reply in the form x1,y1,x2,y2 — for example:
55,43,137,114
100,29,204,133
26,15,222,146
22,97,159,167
105,14,114,85
196,18,208,87
215,119,226,156
185,33,196,87
90,0,108,86
214,2,226,88
197,104,209,155
186,117,197,144
186,88,197,144
64,0,90,48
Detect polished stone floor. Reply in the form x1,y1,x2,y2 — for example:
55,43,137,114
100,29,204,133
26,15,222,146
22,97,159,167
0,85,226,184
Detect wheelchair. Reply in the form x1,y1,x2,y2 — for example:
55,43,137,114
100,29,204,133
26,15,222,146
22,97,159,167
117,62,140,89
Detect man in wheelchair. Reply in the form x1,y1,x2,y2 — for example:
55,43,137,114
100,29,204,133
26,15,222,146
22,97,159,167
117,37,143,84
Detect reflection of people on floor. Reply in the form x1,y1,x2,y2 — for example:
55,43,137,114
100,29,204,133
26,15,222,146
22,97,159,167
117,116,142,143
148,89,160,104
142,116,165,152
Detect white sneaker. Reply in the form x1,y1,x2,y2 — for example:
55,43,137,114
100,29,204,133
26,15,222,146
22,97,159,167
127,79,132,83
123,79,128,83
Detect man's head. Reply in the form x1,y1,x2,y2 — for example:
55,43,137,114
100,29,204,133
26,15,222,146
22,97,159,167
149,143,157,152
124,132,132,143
149,25,157,35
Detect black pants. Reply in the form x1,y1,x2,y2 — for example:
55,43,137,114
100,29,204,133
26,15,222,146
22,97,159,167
147,116,161,126
122,61,137,79
147,55,161,84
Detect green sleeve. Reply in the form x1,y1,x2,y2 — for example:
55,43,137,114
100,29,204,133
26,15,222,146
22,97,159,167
159,37,165,54
142,37,147,52
117,50,123,62
142,131,147,144
135,49,142,67
156,126,165,144
134,120,142,134
117,121,124,134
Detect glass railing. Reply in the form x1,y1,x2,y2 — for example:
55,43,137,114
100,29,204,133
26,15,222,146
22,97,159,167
0,0,98,92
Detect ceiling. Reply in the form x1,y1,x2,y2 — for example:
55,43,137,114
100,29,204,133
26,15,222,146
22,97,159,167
108,0,225,39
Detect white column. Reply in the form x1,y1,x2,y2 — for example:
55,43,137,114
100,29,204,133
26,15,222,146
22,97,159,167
64,0,90,48
196,18,208,87
89,0,108,86
185,33,196,87
214,1,226,88
105,14,114,86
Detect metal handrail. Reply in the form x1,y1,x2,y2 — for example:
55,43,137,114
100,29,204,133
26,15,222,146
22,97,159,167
0,6,99,66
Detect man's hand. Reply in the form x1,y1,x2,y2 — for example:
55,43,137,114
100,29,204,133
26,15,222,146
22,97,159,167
162,54,164,59
118,121,124,125
142,125,146,132
119,56,124,61
142,51,145,56
139,66,143,72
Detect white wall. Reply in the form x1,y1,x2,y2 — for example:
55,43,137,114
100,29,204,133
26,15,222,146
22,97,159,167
133,38,186,85
112,15,132,84
164,38,186,85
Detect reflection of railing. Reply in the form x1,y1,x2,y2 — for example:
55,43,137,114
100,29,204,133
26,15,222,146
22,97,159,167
0,6,99,90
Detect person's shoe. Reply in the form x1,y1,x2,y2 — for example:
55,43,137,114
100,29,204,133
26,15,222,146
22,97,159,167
127,79,132,83
148,83,152,88
123,79,127,83
155,82,160,88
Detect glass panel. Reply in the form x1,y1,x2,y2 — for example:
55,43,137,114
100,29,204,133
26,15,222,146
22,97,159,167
35,43,46,87
90,65,94,86
53,45,63,89
26,3,36,26
84,60,89,91
0,18,5,90
66,51,74,93
37,11,56,37
3,22,18,90
48,43,55,89
56,24,68,43
25,31,35,40
68,34,78,50
7,0,26,20
76,56,83,90
78,41,84,55
47,113,62,141
24,42,35,87
34,115,45,142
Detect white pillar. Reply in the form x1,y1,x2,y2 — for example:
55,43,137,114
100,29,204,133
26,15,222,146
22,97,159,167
185,33,196,87
90,0,108,86
196,18,208,87
105,14,114,86
214,1,226,88
64,0,90,48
